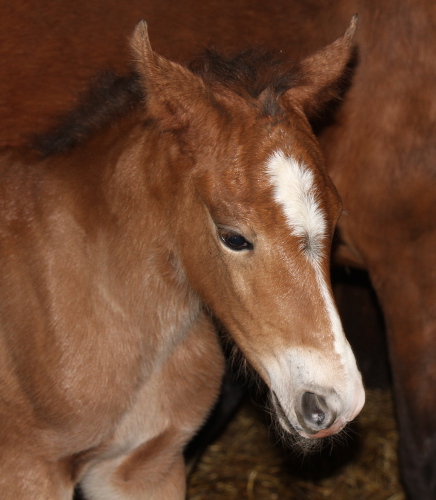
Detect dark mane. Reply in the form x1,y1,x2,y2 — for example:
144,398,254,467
190,47,300,98
32,71,143,157
33,48,302,157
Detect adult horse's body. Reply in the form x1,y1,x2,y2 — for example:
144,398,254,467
0,22,364,499
0,1,435,498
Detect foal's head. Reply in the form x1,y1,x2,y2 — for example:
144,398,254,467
132,18,364,440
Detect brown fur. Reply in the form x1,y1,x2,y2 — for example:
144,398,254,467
0,19,361,499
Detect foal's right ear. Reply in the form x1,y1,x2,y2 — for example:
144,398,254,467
131,21,211,132
281,15,358,120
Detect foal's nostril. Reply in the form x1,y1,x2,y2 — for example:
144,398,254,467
300,392,335,432
302,392,326,425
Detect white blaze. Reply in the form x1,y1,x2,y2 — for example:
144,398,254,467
265,150,340,342
265,150,364,421
265,150,326,260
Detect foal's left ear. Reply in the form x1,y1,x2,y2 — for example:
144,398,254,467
281,15,358,119
131,21,211,131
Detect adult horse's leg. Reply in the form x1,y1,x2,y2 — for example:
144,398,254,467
79,315,224,500
369,233,436,500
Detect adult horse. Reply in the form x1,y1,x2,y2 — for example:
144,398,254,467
0,21,364,499
0,1,434,498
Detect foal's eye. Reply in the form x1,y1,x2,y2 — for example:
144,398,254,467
219,230,253,251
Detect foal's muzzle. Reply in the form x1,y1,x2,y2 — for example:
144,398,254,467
272,389,345,438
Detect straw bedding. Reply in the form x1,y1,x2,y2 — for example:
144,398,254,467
187,388,405,500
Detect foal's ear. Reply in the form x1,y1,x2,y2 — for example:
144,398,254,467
131,21,210,131
281,15,358,119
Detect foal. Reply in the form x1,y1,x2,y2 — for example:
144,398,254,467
0,19,363,499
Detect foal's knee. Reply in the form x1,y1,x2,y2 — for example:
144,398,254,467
80,432,186,500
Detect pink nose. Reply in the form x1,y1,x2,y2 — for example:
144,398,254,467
302,417,347,439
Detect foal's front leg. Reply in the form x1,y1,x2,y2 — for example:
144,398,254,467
79,316,224,500
0,450,74,500
79,431,187,500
